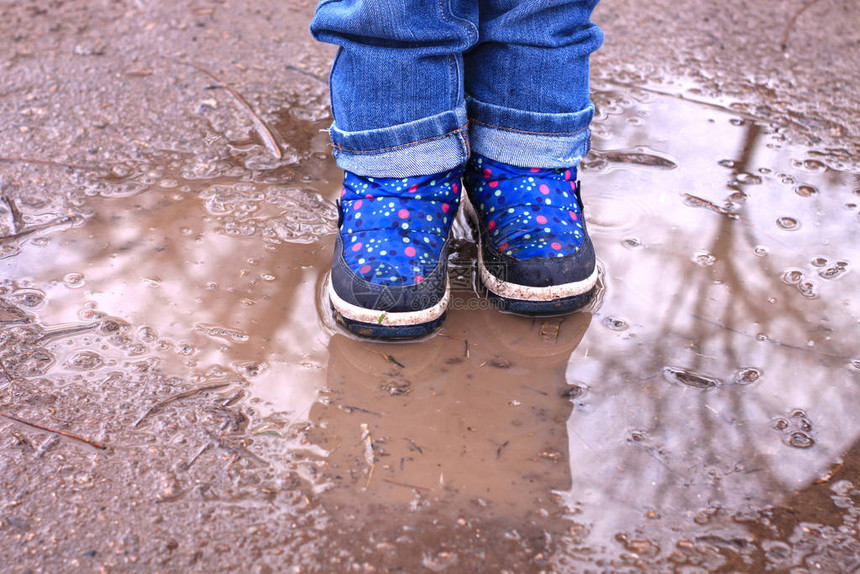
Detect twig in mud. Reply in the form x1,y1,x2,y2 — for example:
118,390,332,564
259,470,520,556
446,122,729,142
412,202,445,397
599,80,804,129
435,333,460,340
496,440,510,460
0,156,93,170
403,437,423,454
1,196,24,233
540,320,561,344
815,461,843,484
682,193,757,229
683,193,734,217
690,313,844,358
285,64,327,85
0,358,14,383
48,408,97,425
10,431,34,452
781,0,822,51
181,61,283,160
0,411,106,449
365,463,376,489
360,423,377,488
340,404,382,416
34,323,97,343
360,423,374,466
0,216,76,242
373,350,405,369
221,390,244,408
382,478,431,492
209,433,267,466
181,442,212,471
134,382,231,428
464,339,470,359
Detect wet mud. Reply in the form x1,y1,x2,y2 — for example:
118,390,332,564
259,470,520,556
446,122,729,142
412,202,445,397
2,0,859,572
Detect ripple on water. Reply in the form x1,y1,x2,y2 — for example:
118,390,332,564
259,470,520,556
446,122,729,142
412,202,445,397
586,195,651,235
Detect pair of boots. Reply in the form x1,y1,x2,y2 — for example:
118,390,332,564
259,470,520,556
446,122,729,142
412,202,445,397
328,154,597,339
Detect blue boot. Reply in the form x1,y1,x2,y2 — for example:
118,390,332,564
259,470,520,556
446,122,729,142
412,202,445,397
463,154,596,314
328,168,463,339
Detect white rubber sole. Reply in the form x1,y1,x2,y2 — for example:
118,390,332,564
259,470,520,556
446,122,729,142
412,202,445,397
327,276,450,327
464,198,598,302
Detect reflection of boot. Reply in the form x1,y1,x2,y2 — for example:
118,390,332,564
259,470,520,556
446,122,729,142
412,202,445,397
307,303,591,519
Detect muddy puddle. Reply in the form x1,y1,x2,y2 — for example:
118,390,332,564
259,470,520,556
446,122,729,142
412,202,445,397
2,1,860,571
3,83,858,571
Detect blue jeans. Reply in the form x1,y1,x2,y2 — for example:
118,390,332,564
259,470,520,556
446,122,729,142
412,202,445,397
310,0,603,177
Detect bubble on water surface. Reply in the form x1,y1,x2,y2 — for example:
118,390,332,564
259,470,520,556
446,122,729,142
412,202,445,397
65,351,104,371
602,317,629,331
63,273,85,288
797,281,818,298
782,269,804,285
788,432,815,449
10,289,46,309
795,185,818,197
735,172,762,185
819,265,847,280
693,251,716,266
177,343,196,356
802,159,827,173
734,367,762,385
753,246,768,256
776,217,800,230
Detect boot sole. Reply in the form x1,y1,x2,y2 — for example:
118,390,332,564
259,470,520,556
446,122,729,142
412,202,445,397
328,276,449,339
464,198,598,314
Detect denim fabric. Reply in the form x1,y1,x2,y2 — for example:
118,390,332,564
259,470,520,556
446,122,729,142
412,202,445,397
310,0,602,176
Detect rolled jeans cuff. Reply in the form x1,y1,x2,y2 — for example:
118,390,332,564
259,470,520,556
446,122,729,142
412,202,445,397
329,106,469,178
466,96,594,169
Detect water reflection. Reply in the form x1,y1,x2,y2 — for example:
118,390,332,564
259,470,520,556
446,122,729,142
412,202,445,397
303,302,591,568
1,81,858,570
552,86,860,570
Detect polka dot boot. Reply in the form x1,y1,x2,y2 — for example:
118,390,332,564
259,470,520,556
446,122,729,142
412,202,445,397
328,167,463,339
463,154,597,314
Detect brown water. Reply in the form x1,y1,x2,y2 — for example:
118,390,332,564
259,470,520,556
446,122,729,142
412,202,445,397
2,1,859,572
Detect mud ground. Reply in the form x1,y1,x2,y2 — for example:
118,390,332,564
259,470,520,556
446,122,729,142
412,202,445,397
1,0,859,572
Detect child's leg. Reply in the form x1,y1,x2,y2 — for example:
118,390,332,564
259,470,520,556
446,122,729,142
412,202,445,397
310,1,478,338
311,0,478,178
462,0,603,314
